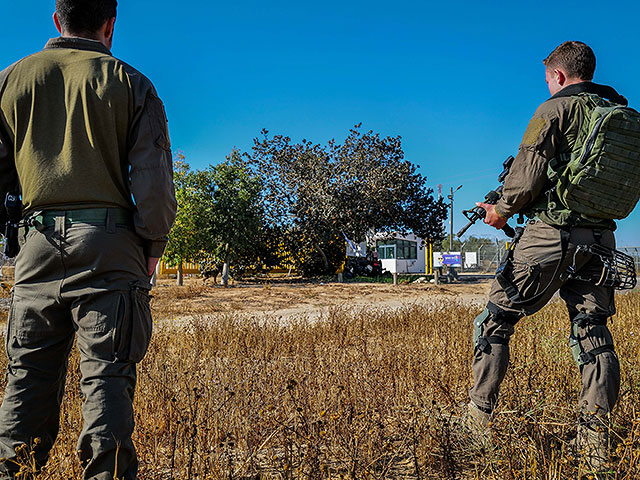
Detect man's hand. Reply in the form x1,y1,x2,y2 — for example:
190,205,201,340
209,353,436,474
147,257,160,277
476,202,508,229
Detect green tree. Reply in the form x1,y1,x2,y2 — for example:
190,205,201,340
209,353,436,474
248,125,448,275
162,154,211,285
198,151,265,286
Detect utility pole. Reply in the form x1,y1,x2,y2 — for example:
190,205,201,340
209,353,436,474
448,185,462,251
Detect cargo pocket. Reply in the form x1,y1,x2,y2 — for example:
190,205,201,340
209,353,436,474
511,261,542,300
115,281,153,363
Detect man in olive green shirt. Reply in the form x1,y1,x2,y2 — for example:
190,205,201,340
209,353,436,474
468,41,625,471
0,1,176,478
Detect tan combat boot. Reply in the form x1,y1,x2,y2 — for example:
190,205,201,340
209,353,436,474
455,402,493,449
572,424,610,478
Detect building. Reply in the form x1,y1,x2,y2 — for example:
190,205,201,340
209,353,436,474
375,233,431,274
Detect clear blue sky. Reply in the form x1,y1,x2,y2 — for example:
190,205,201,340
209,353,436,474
3,1,640,245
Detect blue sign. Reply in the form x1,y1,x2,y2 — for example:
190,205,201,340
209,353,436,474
441,254,461,266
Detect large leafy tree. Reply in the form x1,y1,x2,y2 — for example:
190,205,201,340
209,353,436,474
162,154,211,285
247,124,448,274
198,151,265,286
164,152,271,286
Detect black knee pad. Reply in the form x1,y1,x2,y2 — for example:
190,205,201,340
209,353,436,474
473,304,519,355
569,313,615,366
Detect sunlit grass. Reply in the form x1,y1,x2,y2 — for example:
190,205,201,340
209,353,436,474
2,290,640,478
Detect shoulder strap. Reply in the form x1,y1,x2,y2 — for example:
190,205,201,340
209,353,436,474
0,62,21,222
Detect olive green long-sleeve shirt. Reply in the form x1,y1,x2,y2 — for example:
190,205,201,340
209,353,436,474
494,82,624,230
0,37,176,257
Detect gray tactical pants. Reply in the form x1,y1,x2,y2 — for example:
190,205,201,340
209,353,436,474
0,210,153,480
469,220,620,422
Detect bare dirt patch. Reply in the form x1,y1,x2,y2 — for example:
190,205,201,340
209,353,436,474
150,275,492,321
0,274,492,324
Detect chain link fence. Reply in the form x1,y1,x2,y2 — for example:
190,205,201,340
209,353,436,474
460,241,509,273
461,244,640,277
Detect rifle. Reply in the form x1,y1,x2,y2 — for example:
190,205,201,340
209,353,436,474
2,192,21,258
457,156,516,239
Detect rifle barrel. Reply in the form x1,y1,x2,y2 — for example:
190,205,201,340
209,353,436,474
456,222,474,238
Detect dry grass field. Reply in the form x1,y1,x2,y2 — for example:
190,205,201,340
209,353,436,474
0,278,639,479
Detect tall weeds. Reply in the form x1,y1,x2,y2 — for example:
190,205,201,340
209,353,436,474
2,292,640,478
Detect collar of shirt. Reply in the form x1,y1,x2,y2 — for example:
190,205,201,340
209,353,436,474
550,81,627,106
44,36,111,56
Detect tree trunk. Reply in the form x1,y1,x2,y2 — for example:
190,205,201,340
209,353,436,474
221,245,231,287
177,262,183,286
314,242,330,273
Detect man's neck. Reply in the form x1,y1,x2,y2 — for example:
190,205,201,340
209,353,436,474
61,31,110,50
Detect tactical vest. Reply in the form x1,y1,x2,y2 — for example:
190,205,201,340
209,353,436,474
547,93,640,221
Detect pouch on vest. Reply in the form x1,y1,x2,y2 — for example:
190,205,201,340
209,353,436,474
549,93,640,220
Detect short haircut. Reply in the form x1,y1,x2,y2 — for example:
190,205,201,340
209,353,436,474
55,0,118,34
543,41,596,81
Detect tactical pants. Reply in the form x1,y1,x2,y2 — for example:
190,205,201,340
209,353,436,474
0,210,153,480
469,220,620,422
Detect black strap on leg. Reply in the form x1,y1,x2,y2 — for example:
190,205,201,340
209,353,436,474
495,227,525,302
577,345,614,365
487,302,521,326
475,335,509,354
572,312,607,328
475,303,520,354
570,313,615,366
496,227,571,308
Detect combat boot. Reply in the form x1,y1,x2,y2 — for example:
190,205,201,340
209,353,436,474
454,402,493,449
571,424,610,478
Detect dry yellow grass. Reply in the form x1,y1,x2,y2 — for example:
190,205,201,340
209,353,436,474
1,286,640,479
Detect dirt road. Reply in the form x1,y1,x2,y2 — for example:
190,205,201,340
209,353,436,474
0,274,493,323
150,276,492,321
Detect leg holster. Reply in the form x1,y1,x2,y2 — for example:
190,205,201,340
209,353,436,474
473,304,519,355
569,313,615,367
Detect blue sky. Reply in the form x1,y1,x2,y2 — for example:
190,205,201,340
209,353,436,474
3,1,640,245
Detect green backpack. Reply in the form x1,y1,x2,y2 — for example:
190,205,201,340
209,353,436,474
549,93,640,220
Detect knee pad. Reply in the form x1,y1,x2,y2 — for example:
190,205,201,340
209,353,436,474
473,306,519,355
569,313,616,367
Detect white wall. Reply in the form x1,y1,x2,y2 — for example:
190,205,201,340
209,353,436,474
377,233,426,274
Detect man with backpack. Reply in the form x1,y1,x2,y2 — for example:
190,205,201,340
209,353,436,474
467,41,638,471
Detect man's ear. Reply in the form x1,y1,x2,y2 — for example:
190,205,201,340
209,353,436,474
554,68,567,87
104,17,116,40
53,12,63,34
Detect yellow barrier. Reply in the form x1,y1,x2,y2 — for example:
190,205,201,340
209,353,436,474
425,241,433,275
159,261,200,275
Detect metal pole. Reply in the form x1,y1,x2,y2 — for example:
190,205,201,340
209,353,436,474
447,185,461,252
449,186,454,251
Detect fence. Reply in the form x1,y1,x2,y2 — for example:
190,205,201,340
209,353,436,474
462,244,640,276
462,242,509,273
159,261,200,275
